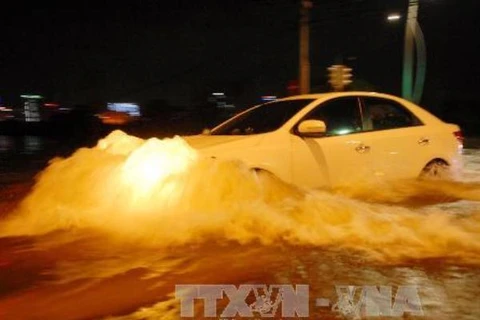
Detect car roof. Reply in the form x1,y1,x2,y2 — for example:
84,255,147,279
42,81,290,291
275,91,444,126
278,91,409,102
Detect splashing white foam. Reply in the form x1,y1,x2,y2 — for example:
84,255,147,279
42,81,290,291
1,130,480,263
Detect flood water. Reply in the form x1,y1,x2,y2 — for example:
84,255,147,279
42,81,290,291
0,131,479,320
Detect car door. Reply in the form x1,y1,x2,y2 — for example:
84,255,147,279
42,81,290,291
290,96,375,189
359,96,429,179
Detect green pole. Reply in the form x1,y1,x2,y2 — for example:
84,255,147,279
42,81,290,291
402,0,417,101
402,0,426,104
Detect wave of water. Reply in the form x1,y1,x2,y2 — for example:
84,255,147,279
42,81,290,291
1,130,479,264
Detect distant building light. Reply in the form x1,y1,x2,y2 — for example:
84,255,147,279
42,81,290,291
216,102,235,109
387,14,401,21
20,94,43,99
44,102,60,108
261,95,277,102
24,100,41,122
0,107,13,112
97,111,132,125
107,102,141,117
212,92,225,96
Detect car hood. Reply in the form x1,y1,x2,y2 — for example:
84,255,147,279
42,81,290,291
183,134,253,150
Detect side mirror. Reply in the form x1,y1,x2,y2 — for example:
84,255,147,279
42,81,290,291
297,119,326,137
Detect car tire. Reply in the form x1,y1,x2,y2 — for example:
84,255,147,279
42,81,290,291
419,160,451,180
251,168,271,181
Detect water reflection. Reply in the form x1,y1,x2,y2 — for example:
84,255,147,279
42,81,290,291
22,135,44,154
0,136,55,180
0,135,16,152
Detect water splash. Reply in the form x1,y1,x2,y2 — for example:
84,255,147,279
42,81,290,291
1,130,479,263
333,179,480,206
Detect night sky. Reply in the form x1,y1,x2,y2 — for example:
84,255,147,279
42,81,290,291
1,0,479,112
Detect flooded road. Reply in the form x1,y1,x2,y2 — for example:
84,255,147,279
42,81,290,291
0,131,479,320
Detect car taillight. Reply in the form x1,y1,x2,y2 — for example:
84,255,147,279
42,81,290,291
453,130,464,143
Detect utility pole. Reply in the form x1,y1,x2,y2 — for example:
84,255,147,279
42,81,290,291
299,0,312,94
402,0,426,103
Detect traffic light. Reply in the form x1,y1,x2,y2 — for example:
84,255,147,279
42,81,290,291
327,64,353,91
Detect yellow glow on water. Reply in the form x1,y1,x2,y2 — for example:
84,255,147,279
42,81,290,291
121,137,197,197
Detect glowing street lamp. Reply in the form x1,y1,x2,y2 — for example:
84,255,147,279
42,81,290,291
387,13,401,21
387,13,402,21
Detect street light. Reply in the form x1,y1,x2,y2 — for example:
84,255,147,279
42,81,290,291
387,13,401,21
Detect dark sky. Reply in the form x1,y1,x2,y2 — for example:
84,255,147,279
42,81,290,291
1,0,479,111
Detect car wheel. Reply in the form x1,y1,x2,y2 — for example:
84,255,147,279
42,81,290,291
420,160,450,180
251,168,271,181
251,168,284,186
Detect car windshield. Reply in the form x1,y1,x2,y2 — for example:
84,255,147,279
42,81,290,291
210,99,315,135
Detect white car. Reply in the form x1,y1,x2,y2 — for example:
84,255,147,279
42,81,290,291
185,92,463,189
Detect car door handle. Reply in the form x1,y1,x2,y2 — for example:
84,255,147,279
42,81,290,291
355,144,371,153
418,137,430,146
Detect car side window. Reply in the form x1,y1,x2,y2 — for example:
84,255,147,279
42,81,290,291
302,97,362,136
362,97,423,131
211,99,315,135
